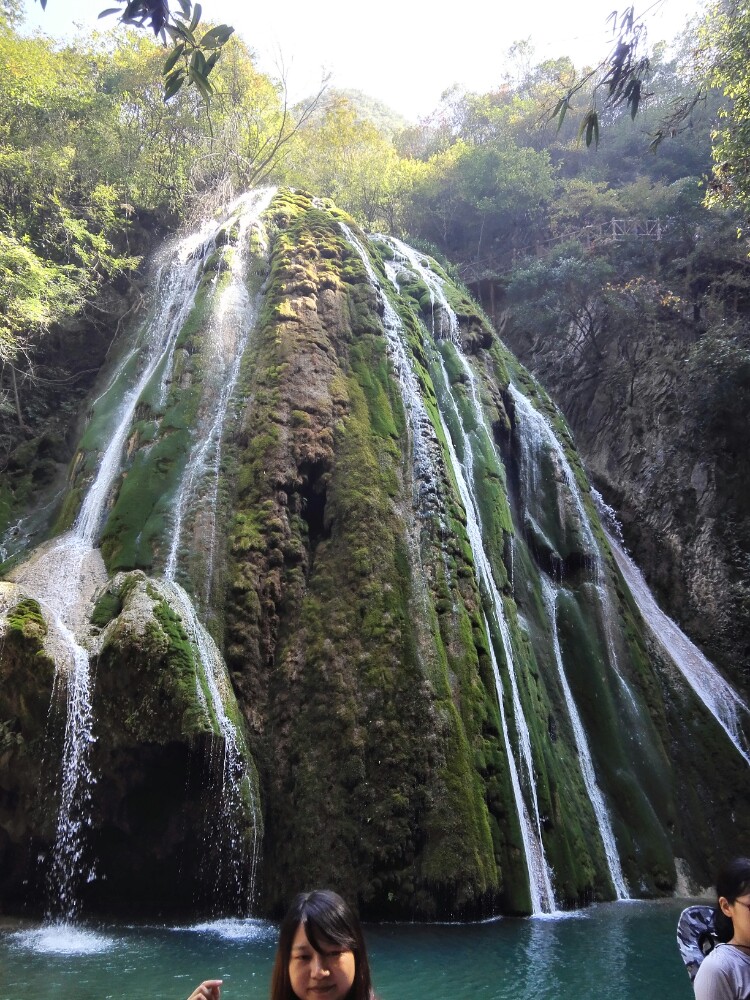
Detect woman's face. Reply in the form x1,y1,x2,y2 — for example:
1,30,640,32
288,922,356,1000
721,892,750,945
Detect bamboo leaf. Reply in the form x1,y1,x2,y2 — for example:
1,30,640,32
189,2,202,32
164,70,185,101
630,81,641,119
163,42,185,74
200,24,234,48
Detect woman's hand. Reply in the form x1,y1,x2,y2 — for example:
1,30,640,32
187,980,222,1000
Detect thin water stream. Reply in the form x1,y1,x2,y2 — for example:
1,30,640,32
605,527,750,765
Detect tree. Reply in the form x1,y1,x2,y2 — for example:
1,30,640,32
405,138,554,264
702,0,750,213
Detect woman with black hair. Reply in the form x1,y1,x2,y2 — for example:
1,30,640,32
694,857,750,1000
187,889,376,1000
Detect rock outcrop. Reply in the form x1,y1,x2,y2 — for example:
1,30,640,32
1,190,747,921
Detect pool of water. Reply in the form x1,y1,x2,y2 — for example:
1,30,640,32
0,899,695,1000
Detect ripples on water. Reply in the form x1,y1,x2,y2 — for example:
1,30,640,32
0,901,692,1000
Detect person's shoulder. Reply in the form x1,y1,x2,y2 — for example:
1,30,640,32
700,945,750,972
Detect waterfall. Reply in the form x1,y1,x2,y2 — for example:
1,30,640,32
159,580,261,908
164,188,275,601
8,536,106,921
75,230,216,546
433,376,557,912
382,236,461,345
339,224,445,524
506,384,631,897
604,527,750,766
428,345,557,913
509,389,640,714
5,192,274,921
364,233,557,913
45,634,95,920
541,577,629,899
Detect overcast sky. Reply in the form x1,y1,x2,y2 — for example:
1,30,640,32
22,0,705,120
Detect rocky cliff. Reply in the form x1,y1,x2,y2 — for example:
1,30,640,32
499,288,750,702
1,190,748,922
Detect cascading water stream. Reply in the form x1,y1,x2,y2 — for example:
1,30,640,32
339,224,445,522
384,243,558,911
381,235,461,345
164,188,274,598
541,577,629,899
76,230,218,546
506,383,632,897
603,526,750,766
418,300,557,913
350,231,557,913
160,189,274,909
159,580,261,907
507,385,641,712
7,192,274,921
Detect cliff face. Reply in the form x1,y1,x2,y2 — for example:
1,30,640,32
0,190,748,922
499,303,750,700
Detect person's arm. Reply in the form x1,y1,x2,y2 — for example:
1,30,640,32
187,980,223,1000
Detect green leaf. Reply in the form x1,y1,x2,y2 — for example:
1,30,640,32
164,70,185,101
578,110,600,148
98,7,121,18
629,80,641,119
165,21,195,44
188,65,213,102
175,0,191,17
163,42,185,74
189,2,202,32
200,24,234,48
190,48,206,74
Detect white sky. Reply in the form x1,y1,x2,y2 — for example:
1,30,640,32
21,0,706,120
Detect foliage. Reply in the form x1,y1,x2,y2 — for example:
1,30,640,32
35,0,234,101
550,6,651,147
280,95,418,231
702,0,750,213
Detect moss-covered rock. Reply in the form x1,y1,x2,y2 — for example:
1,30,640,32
2,188,747,921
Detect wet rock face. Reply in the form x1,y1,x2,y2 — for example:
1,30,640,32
1,190,748,922
499,316,750,698
0,590,57,907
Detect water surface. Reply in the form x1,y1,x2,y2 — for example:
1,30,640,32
0,900,693,1000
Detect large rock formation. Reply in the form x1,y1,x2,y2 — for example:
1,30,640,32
499,295,750,701
1,190,747,922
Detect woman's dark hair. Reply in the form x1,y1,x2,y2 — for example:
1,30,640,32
714,857,750,942
269,889,374,1000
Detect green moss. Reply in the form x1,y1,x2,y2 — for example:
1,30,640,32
91,590,123,629
6,598,48,641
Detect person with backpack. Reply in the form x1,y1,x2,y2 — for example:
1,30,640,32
694,857,750,1000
